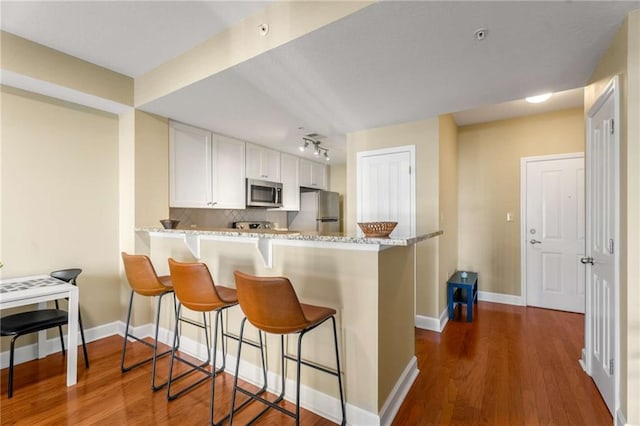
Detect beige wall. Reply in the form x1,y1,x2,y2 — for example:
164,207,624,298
0,86,122,350
585,10,640,423
438,115,459,313
0,31,133,106
347,118,442,319
329,163,347,232
457,108,585,296
134,111,170,228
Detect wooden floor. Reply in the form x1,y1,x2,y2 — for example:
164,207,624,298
0,302,612,425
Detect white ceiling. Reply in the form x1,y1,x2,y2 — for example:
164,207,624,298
2,1,638,164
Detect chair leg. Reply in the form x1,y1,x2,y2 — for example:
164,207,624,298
331,316,347,425
8,335,18,398
120,290,135,372
166,309,213,400
57,325,66,356
121,290,173,380
229,317,247,426
78,310,89,368
209,309,222,426
151,292,167,391
296,333,304,426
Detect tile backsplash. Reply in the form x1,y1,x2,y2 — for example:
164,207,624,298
170,208,288,229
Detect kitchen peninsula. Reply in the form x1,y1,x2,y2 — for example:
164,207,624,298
138,227,442,425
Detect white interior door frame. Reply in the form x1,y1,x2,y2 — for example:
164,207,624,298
520,152,585,307
585,76,620,417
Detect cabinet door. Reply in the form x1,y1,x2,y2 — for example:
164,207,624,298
299,159,328,190
212,134,246,209
262,148,281,181
310,161,328,190
246,143,281,181
169,122,212,207
279,153,300,211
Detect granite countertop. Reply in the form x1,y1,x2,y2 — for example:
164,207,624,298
139,227,443,246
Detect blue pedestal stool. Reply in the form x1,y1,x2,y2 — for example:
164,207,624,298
447,271,478,322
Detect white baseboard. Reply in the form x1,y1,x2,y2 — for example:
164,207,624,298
415,308,449,332
478,291,523,306
378,356,419,426
615,409,627,426
0,320,120,369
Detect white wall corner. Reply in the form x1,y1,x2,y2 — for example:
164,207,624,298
415,307,448,332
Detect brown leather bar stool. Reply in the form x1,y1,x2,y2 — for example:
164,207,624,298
120,252,179,391
167,259,266,426
230,271,346,426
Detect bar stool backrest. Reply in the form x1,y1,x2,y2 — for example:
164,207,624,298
233,271,309,334
121,252,170,296
168,258,227,312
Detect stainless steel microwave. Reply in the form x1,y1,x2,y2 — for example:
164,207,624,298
246,178,283,208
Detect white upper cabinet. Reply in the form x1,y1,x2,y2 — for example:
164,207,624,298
246,143,281,182
279,153,300,211
169,121,245,209
169,122,213,208
212,134,246,209
299,159,328,190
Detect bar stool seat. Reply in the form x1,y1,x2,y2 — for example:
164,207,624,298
230,271,346,426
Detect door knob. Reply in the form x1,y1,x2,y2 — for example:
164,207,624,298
529,239,542,245
580,257,594,265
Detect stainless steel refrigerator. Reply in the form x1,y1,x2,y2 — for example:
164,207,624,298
289,190,340,233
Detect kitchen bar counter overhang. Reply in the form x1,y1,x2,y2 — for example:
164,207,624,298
138,228,441,425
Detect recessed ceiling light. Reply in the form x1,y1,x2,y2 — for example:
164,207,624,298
526,93,552,103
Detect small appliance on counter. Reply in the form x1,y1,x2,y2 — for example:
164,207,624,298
233,221,273,230
288,190,340,233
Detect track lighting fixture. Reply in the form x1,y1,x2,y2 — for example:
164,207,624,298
299,137,329,161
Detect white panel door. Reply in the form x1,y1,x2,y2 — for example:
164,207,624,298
525,155,585,313
586,83,617,415
357,147,414,237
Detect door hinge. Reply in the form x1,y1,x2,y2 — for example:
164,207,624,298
610,119,615,134
408,165,411,175
609,238,614,254
609,358,614,375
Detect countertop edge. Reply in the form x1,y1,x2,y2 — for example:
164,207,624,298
137,227,443,246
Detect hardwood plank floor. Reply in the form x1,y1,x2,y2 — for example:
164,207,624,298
393,302,612,426
1,302,611,425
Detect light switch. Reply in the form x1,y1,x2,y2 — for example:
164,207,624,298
506,212,514,222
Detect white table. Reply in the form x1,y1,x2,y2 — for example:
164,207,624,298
0,274,79,386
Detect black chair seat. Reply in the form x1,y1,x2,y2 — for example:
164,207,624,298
1,309,69,336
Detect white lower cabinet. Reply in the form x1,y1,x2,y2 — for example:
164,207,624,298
279,153,300,211
169,121,245,208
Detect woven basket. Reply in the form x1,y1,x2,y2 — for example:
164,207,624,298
357,221,398,237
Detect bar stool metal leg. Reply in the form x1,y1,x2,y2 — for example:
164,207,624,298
120,290,176,391
229,317,270,426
